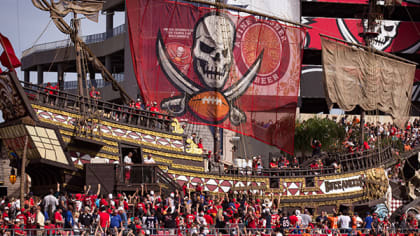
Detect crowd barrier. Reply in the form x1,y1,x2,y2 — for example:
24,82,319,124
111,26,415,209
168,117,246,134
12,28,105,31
1,227,419,236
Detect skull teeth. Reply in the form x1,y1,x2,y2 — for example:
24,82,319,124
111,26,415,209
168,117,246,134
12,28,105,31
199,59,226,81
373,37,386,46
202,96,222,106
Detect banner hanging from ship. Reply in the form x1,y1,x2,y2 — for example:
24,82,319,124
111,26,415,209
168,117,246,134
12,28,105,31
126,0,305,154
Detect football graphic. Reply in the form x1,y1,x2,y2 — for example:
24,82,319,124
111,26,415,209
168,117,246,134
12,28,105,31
188,91,229,122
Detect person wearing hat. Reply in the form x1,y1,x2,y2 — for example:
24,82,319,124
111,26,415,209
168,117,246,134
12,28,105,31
118,207,128,229
135,98,144,110
150,101,159,113
13,218,25,236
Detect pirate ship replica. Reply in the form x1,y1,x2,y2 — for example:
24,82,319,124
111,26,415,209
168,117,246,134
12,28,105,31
0,0,418,216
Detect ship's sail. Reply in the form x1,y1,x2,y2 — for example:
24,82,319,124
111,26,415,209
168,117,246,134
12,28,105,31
50,0,103,22
321,36,416,128
126,0,306,153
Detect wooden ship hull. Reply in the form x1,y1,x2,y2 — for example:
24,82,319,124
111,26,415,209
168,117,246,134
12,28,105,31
0,70,406,213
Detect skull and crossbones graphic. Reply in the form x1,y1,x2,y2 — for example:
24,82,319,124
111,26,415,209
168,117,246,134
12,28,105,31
157,12,263,126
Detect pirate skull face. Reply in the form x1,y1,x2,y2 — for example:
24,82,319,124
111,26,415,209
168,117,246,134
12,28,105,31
363,20,399,51
193,14,235,89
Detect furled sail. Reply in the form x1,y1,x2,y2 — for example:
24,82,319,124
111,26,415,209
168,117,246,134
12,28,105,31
52,0,103,22
34,0,104,22
321,36,416,128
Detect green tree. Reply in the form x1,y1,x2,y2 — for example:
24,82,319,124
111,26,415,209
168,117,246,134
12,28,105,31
294,117,346,155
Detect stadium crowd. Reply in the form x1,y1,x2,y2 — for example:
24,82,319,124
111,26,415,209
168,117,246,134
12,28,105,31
262,116,420,172
0,184,418,236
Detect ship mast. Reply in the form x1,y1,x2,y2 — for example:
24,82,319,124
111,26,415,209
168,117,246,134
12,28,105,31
31,0,133,104
359,0,380,145
72,13,86,112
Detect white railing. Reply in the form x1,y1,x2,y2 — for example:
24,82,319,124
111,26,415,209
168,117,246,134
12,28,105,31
22,24,125,56
41,73,124,90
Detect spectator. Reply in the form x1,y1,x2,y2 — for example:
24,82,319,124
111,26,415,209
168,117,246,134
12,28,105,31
89,86,101,100
124,152,133,184
110,209,122,232
144,154,156,164
311,139,322,156
338,211,351,233
43,189,58,214
364,212,373,231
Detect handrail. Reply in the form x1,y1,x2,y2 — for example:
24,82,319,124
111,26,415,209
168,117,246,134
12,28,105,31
22,24,126,56
1,227,418,236
21,80,176,134
115,164,182,193
223,146,394,178
41,73,124,90
20,83,399,180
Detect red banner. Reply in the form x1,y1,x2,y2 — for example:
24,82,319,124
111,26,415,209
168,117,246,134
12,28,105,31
0,33,21,71
126,0,305,154
303,17,420,53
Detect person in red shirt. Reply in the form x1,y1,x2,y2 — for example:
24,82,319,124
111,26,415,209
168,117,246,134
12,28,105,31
16,211,27,226
271,210,280,229
45,82,58,95
185,211,196,229
135,99,143,110
245,208,258,230
99,207,110,233
44,220,56,235
197,138,204,150
54,208,64,227
150,101,159,113
289,212,298,227
203,211,214,225
89,86,101,99
13,219,25,236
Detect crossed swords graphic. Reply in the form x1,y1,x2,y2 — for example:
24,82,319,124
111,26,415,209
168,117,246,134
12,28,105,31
156,31,264,126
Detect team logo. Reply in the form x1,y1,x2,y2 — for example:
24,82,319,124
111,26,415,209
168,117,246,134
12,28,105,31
235,16,289,86
157,12,263,125
337,18,400,51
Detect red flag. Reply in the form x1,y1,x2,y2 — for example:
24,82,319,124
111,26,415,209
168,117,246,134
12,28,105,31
127,0,305,154
0,33,21,70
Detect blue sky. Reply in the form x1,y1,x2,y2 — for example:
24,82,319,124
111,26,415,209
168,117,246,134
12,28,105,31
0,0,124,82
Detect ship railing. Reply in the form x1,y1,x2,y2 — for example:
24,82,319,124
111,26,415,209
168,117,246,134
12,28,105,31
153,227,420,236
223,146,393,180
21,81,176,134
41,73,124,90
1,227,418,236
115,164,182,193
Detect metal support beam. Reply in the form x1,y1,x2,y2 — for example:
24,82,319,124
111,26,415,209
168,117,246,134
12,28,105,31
57,63,64,91
24,70,30,87
106,11,114,39
37,65,44,85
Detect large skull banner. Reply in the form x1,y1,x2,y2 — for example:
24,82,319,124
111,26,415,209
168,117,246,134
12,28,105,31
127,0,305,154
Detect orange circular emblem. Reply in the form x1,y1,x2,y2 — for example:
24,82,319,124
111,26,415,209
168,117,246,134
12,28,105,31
242,24,282,75
234,17,290,86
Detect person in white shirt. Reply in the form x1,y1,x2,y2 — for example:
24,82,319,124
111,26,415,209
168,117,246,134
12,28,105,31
43,189,58,213
124,152,133,184
338,212,351,233
144,154,155,164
